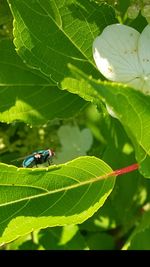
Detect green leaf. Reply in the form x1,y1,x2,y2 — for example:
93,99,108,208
117,0,130,15
0,156,115,245
6,233,39,250
62,69,150,178
0,39,87,125
122,210,150,250
8,0,117,83
38,225,88,250
0,0,12,26
85,232,115,250
128,228,150,250
93,83,150,178
79,117,150,242
56,125,93,163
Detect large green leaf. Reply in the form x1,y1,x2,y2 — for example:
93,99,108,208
0,39,87,125
8,0,117,83
62,70,150,178
0,156,115,245
93,82,150,178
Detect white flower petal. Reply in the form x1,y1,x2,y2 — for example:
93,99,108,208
138,24,150,75
126,77,145,90
142,75,150,95
93,24,143,82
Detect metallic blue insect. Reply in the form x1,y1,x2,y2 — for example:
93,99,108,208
22,149,55,168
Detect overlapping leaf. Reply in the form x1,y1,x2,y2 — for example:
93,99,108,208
8,0,116,83
0,156,115,245
62,69,150,177
0,39,87,125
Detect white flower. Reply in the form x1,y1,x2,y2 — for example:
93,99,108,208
93,24,150,95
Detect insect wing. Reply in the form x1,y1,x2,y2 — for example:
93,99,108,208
11,154,33,163
23,155,35,168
